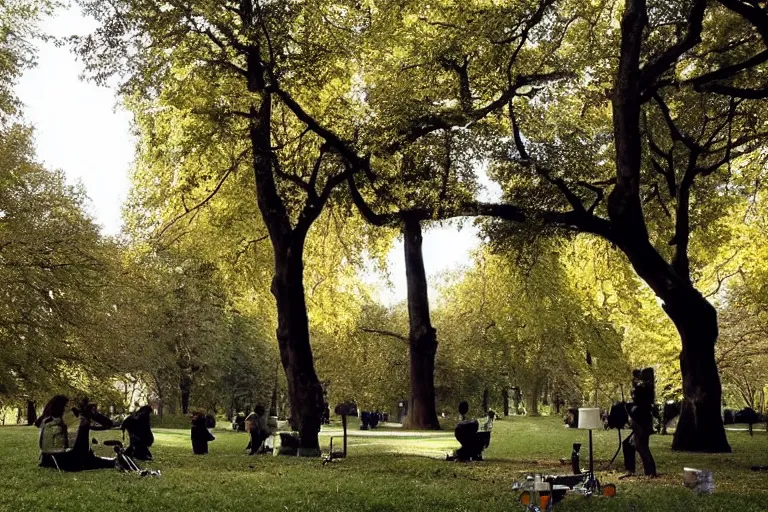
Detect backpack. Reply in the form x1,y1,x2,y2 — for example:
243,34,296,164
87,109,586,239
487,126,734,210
39,417,69,454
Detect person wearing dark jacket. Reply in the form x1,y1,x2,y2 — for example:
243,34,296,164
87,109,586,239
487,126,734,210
37,395,116,471
191,413,215,454
121,405,154,460
244,404,271,455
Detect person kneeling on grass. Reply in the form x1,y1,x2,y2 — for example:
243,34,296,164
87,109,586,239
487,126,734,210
121,405,154,461
191,412,215,455
447,402,493,462
36,395,116,471
245,404,272,455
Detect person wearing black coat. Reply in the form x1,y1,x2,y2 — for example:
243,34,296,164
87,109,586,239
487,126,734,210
121,406,154,461
191,413,215,454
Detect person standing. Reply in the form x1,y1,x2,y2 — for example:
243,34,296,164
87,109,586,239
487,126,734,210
622,368,657,477
191,412,215,454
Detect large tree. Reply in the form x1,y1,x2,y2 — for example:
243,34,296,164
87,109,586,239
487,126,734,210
435,0,768,451
344,0,575,427
0,126,122,411
78,0,378,453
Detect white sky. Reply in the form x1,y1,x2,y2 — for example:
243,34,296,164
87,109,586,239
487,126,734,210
16,7,496,306
17,9,133,235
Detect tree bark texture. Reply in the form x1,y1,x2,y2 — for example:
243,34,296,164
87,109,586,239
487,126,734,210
402,220,440,430
528,381,540,417
271,251,323,454
667,293,731,452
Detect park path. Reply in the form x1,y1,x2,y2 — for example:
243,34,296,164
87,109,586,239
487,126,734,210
320,423,452,438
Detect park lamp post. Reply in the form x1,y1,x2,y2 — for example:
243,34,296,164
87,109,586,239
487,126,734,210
577,408,601,493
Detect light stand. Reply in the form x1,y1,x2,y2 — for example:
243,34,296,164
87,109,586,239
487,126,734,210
578,408,602,494
588,429,596,492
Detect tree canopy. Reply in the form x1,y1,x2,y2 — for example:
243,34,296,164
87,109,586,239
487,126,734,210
4,0,768,457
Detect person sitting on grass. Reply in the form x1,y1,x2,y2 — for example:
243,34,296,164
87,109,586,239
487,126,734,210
121,405,154,461
36,395,116,471
447,401,492,462
476,409,495,453
191,412,215,455
245,404,271,455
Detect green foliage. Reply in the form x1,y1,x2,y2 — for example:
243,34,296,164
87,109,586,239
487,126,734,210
313,299,410,411
0,0,57,124
433,238,629,413
0,122,121,403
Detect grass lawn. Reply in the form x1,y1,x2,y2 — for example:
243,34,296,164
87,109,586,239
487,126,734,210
1,416,766,511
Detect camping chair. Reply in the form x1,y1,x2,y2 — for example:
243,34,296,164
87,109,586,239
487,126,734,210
48,454,62,472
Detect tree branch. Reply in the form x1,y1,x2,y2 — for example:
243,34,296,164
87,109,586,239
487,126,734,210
156,149,249,241
361,327,408,343
651,92,699,150
639,0,706,90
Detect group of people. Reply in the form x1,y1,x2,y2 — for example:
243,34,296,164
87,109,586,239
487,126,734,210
35,395,278,471
35,395,157,472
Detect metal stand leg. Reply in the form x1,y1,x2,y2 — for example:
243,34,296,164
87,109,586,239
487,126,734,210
588,430,596,493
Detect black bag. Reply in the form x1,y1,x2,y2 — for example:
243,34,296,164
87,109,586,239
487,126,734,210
607,403,629,430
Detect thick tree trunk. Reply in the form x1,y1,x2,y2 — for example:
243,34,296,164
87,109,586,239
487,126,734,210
482,388,489,413
528,392,539,417
402,220,440,430
269,368,278,417
614,244,730,451
608,0,729,453
180,375,191,415
26,400,36,426
250,92,324,455
665,294,731,452
528,380,541,416
271,252,324,455
502,388,510,417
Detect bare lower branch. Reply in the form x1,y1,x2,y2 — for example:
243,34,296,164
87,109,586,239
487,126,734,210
361,327,408,342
